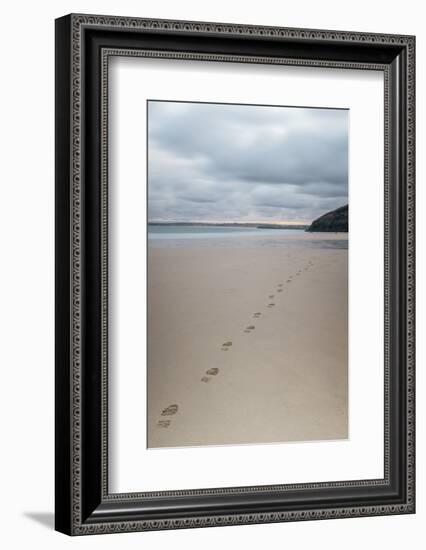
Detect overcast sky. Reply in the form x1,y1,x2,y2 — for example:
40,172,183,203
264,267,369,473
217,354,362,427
148,101,348,224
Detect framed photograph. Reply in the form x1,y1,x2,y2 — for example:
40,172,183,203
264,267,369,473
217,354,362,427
55,14,415,535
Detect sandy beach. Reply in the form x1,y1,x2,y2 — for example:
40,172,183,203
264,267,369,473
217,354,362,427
147,232,348,448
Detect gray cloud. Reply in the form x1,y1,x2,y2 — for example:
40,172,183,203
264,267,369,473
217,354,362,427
148,101,348,223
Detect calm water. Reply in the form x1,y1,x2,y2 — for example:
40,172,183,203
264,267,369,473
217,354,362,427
148,225,348,250
148,225,301,239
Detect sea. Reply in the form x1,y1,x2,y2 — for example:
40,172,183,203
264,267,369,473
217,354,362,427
148,225,348,250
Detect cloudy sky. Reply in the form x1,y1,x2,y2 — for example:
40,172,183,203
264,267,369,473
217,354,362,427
148,101,348,224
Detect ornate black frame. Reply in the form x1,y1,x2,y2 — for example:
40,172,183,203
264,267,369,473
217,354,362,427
55,14,415,535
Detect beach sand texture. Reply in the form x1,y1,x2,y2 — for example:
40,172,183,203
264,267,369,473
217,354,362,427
147,233,348,448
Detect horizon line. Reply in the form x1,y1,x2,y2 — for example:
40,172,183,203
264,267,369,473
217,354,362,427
148,220,310,225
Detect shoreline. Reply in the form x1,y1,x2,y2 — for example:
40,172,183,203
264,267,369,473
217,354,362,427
148,231,349,247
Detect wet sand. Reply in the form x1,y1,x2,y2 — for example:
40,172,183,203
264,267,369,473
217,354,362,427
147,233,348,448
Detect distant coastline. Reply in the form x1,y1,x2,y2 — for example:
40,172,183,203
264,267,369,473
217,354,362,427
148,222,308,230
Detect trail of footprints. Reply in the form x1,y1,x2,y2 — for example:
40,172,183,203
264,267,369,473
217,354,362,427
156,259,315,428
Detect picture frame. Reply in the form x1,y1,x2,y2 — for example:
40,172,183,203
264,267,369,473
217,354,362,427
55,13,415,535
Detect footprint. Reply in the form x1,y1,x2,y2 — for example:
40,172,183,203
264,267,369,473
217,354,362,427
206,367,219,376
286,279,292,283
267,303,275,308
244,325,255,333
202,368,219,383
277,289,283,292
157,420,171,428
253,312,261,318
221,341,232,351
278,283,284,287
269,295,275,299
161,404,178,416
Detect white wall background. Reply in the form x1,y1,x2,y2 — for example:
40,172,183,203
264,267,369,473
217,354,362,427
0,0,422,547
